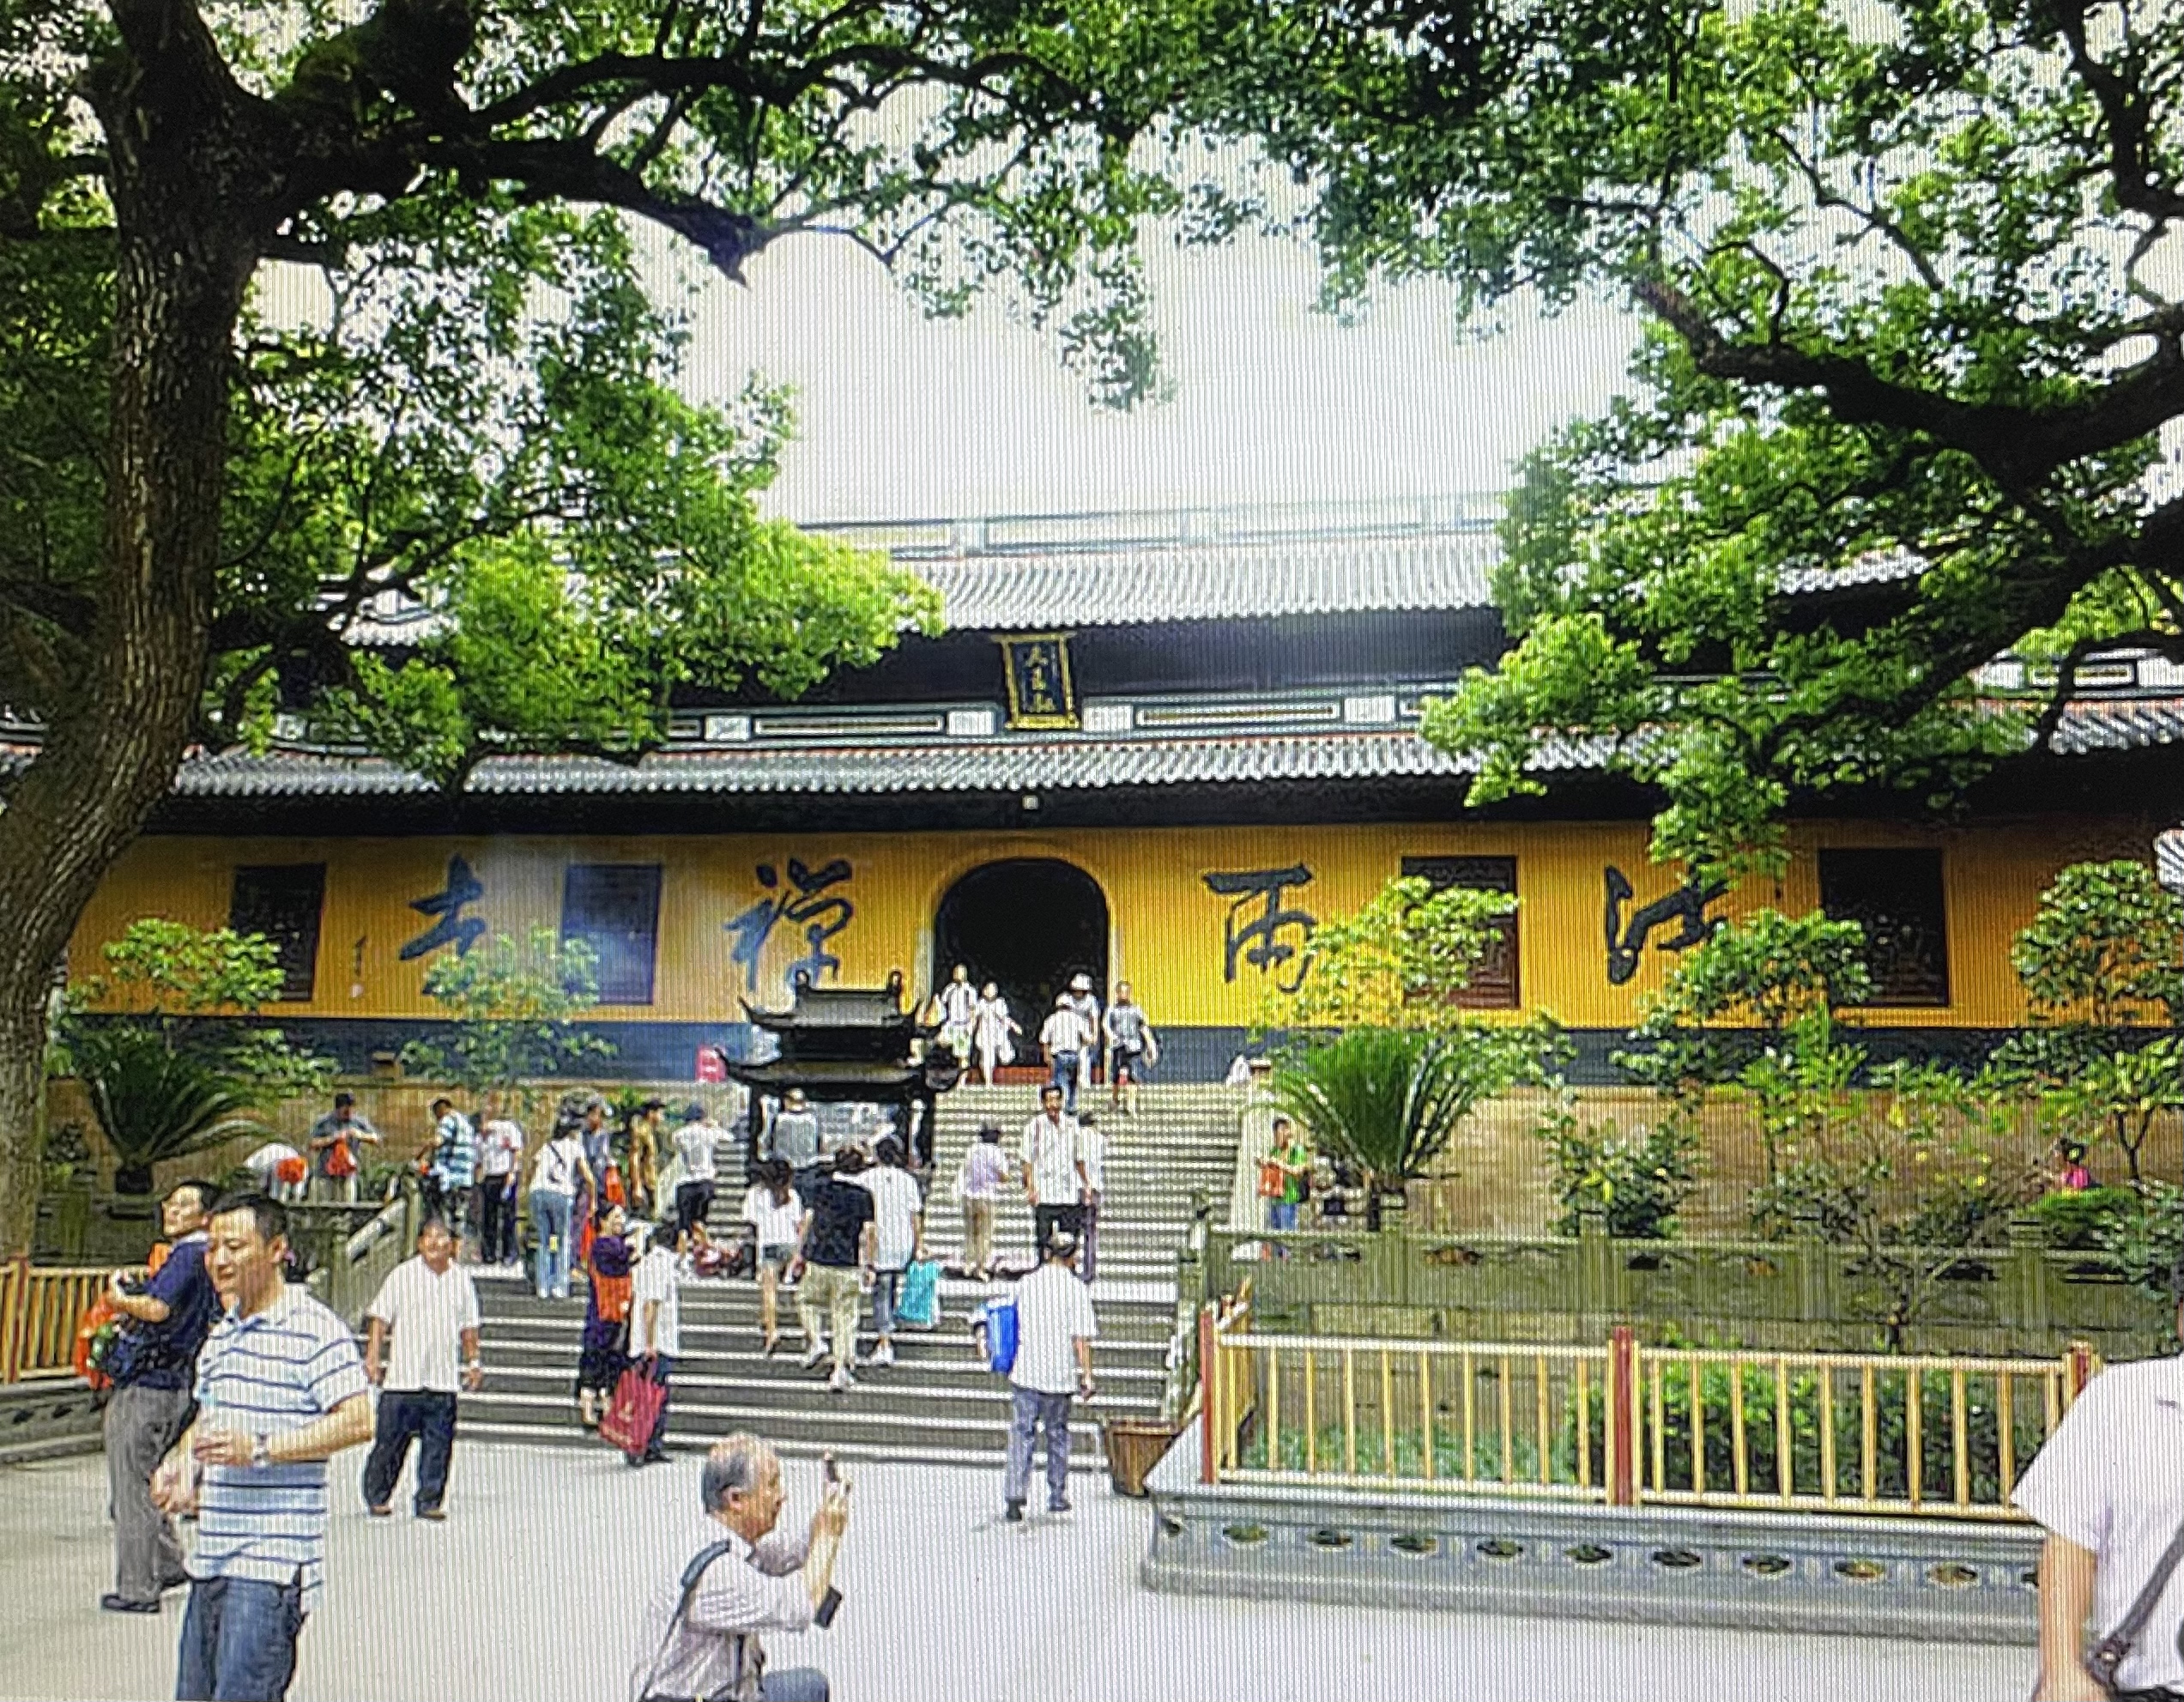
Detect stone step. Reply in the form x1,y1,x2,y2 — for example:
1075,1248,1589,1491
456,1391,1138,1461
476,1363,1163,1423
475,1289,1177,1343
454,1417,1121,1476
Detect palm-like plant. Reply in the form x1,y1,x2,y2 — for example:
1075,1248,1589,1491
72,1023,264,1194
1271,1026,1541,1227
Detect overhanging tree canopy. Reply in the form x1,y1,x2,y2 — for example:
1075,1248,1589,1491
1198,0,2184,875
0,0,1241,1252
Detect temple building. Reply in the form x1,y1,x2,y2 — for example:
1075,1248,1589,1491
57,498,2184,1080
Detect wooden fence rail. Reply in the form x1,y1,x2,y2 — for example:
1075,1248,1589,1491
1199,1305,2096,1521
0,1259,130,1384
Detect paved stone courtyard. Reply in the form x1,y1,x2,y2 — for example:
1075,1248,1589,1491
2,1441,2028,1701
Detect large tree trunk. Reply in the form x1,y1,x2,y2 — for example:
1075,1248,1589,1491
0,35,259,1257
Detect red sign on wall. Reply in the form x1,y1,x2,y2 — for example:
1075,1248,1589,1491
695,1048,728,1083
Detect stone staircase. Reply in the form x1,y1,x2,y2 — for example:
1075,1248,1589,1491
460,1082,1243,1471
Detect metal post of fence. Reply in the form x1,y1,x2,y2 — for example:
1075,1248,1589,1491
1606,1324,1640,1507
1198,1304,1218,1485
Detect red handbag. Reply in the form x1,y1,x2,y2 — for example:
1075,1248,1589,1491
598,1365,665,1461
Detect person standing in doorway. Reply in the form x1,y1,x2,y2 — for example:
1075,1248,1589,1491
791,1152,876,1394
475,1103,526,1269
528,1109,594,1301
937,964,978,1057
149,1195,373,1702
954,1124,1011,1281
971,982,1019,1087
306,1092,378,1203
672,1099,729,1240
1019,1084,1086,1258
770,1088,823,1197
629,1222,681,1466
988,1230,1098,1523
99,1178,220,1614
1063,974,1102,1099
1103,983,1156,1117
1038,996,1090,1115
360,1217,482,1520
855,1138,925,1370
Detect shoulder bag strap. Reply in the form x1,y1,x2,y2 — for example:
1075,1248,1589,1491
632,1539,735,1702
2086,1517,2184,1693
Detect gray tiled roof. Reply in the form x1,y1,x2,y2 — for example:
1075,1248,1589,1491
905,533,1498,629
166,727,1553,799
2048,695,2184,756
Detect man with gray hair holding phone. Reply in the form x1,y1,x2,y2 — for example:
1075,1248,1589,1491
631,1433,850,1702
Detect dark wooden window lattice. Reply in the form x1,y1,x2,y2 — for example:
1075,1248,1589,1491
228,864,327,1002
1818,848,1951,1007
1401,854,1520,1009
561,863,664,1006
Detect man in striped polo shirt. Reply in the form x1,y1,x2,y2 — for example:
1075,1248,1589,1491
151,1195,373,1702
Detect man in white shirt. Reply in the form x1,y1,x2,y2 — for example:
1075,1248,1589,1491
361,1217,482,1519
630,1224,684,1466
770,1088,823,1191
2017,1283,2184,1700
627,1433,849,1702
673,1100,730,1239
1038,995,1090,1114
1019,1084,1086,1260
995,1230,1098,1522
854,1138,925,1368
475,1111,526,1268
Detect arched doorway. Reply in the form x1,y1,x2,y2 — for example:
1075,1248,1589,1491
933,859,1109,1048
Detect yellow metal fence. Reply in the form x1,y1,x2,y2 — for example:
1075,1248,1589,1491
1201,1310,2094,1522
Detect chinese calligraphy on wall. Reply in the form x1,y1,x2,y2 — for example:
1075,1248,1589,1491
1602,865,1725,984
1203,864,1317,993
724,857,856,996
400,855,487,961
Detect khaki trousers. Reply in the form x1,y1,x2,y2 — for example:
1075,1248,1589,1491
961,1198,996,1273
796,1263,864,1372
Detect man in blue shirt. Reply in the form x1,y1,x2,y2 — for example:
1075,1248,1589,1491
99,1178,220,1613
424,1098,478,1247
151,1194,373,1702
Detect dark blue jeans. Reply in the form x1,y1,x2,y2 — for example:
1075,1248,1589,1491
641,1354,673,1460
1047,1050,1080,1111
175,1575,304,1702
361,1389,457,1513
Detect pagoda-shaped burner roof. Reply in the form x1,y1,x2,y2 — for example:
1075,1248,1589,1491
741,968,914,1034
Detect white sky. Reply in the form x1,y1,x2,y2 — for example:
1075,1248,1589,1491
673,228,1642,524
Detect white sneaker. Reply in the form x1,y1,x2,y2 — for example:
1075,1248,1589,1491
870,1341,895,1368
800,1342,828,1370
828,1366,856,1393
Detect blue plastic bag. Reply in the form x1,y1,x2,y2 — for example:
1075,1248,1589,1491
972,1297,1017,1374
898,1258,941,1329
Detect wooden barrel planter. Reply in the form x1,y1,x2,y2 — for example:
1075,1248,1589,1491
1104,1415,1184,1497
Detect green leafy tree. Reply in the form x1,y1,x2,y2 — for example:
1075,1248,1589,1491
0,0,1241,1253
397,927,614,1115
1195,0,2184,876
1535,1095,1703,1239
2004,860,2184,1185
2012,860,2184,1028
1750,1059,2040,1348
57,918,334,1191
1267,873,1521,1035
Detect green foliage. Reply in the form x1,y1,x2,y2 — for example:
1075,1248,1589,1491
1999,862,2184,1186
2099,1183,2184,1315
1536,1099,1703,1240
1195,0,2184,873
1750,1058,2039,1347
1268,875,1520,1035
70,1025,264,1194
1268,1025,1557,1213
2027,1187,2139,1252
2012,861,2184,1028
398,927,614,1106
58,919,334,1134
